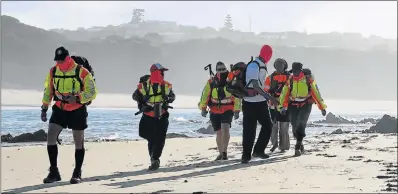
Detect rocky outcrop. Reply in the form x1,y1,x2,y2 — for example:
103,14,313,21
330,128,351,135
2,129,47,143
357,118,379,124
315,112,355,124
166,133,190,139
331,129,343,134
1,134,13,142
315,112,380,124
363,115,397,134
196,125,215,135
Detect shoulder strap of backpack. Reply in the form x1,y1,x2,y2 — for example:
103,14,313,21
142,80,151,102
305,75,312,93
207,79,215,106
74,65,84,91
289,75,293,93
160,83,168,102
51,67,57,94
269,72,276,88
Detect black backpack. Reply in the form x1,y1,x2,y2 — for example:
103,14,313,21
71,56,95,81
226,57,267,99
269,71,291,96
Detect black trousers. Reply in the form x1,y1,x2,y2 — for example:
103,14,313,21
242,100,273,159
288,103,312,142
139,112,169,161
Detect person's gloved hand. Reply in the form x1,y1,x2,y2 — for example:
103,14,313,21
321,109,327,116
167,96,175,103
234,112,240,120
201,109,208,117
41,106,48,122
280,107,287,115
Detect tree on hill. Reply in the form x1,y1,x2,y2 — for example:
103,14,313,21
224,14,233,31
131,8,145,24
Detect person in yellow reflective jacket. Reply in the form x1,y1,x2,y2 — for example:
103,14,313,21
40,46,97,184
198,62,241,160
278,62,327,157
132,63,175,171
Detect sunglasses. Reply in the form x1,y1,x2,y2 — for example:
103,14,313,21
216,68,227,72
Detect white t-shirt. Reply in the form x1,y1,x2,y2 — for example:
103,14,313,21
243,57,268,102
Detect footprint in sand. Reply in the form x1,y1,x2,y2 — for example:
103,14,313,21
316,153,337,158
347,156,364,161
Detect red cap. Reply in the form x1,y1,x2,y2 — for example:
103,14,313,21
150,63,169,72
259,45,273,63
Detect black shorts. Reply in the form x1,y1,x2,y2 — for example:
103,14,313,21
270,108,290,122
210,110,234,131
49,105,88,130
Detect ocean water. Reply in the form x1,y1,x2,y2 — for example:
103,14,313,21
1,105,396,146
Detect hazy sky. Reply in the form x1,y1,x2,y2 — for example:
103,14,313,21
2,1,397,39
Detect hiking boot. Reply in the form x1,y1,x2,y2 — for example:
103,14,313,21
300,144,305,153
43,166,61,184
294,145,302,157
241,156,250,164
221,152,228,160
148,159,160,171
69,169,82,184
252,152,270,159
270,145,278,153
215,154,222,161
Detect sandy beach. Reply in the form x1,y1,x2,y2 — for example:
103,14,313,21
1,133,397,193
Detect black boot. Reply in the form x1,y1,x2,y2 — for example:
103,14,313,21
215,154,222,161
43,166,61,183
294,144,302,157
294,139,304,156
222,152,228,160
70,169,82,184
270,145,278,152
241,156,250,164
252,152,270,159
148,159,160,171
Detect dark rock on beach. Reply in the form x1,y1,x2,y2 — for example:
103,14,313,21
1,134,13,142
314,112,380,125
315,112,355,124
363,115,397,134
166,133,190,139
196,125,215,135
2,129,47,143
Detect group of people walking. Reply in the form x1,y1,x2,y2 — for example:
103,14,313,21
40,44,327,185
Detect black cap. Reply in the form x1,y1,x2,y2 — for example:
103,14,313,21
292,62,303,70
54,46,69,61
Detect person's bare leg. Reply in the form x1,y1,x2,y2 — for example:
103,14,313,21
270,121,279,152
279,122,290,151
221,123,230,152
43,123,63,183
215,130,223,160
221,123,230,160
72,130,85,167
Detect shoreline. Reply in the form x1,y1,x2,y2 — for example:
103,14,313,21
2,134,397,193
